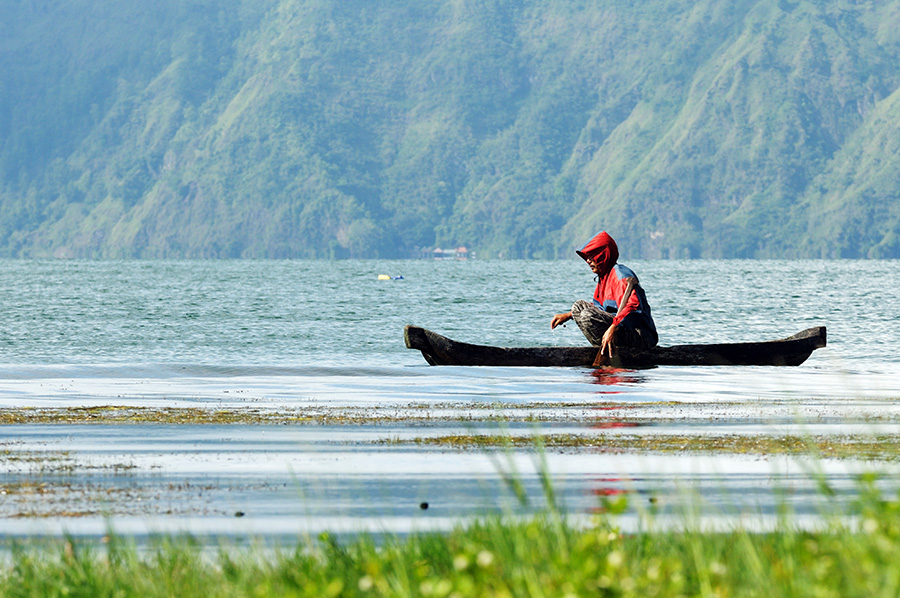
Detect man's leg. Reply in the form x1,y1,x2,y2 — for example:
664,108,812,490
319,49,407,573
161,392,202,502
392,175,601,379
572,299,654,349
571,300,614,347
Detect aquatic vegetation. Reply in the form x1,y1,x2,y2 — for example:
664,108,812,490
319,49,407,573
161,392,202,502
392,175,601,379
0,403,662,426
399,432,900,460
0,406,314,426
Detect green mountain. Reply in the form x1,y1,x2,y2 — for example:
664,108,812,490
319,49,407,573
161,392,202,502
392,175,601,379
3,0,900,258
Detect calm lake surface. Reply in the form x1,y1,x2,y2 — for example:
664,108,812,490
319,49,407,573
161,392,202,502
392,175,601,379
1,259,899,541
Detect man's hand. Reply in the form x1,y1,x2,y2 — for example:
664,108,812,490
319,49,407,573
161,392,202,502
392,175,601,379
600,322,618,358
551,312,572,329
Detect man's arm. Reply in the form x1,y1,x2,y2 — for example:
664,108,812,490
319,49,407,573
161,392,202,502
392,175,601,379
551,312,572,329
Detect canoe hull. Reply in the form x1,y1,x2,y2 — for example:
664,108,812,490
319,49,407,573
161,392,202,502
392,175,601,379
404,325,826,368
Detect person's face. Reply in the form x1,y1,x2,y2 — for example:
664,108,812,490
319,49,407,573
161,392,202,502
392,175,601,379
585,255,602,275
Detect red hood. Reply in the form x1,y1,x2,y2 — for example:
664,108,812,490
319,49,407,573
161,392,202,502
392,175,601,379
576,231,619,276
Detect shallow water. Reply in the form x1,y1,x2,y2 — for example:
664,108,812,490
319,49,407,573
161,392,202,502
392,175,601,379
0,259,899,540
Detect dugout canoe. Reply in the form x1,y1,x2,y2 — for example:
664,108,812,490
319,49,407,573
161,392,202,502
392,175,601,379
404,325,826,368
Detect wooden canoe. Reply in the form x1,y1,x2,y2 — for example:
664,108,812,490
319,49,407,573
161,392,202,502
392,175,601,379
404,325,826,368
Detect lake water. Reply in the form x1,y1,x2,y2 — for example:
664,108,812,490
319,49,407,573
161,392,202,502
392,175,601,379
1,259,899,542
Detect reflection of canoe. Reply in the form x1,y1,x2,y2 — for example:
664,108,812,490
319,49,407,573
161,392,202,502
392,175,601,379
404,325,826,368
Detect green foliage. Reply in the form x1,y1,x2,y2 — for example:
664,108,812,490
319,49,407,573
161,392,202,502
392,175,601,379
3,0,900,258
7,487,900,597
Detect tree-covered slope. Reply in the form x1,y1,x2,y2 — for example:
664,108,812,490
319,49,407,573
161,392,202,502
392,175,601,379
2,0,900,258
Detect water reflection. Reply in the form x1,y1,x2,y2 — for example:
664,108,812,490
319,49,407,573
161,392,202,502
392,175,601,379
588,367,641,386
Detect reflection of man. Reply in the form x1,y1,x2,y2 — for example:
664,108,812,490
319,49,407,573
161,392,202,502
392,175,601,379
551,231,658,359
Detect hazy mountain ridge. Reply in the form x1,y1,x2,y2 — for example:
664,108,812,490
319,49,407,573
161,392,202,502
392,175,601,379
2,0,899,258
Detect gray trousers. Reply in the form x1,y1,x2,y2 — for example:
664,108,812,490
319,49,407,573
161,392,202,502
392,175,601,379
571,299,655,349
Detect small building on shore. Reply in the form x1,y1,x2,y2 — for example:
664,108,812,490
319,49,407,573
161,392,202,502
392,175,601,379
431,246,470,260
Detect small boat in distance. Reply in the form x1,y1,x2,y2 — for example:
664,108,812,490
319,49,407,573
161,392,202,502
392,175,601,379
404,325,826,368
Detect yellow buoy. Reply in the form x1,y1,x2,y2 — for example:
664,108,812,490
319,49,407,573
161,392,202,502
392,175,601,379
377,274,391,280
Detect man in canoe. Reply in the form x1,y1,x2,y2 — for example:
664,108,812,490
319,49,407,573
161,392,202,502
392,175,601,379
551,231,658,359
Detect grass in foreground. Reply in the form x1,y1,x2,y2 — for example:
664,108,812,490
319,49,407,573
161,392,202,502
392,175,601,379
3,481,900,598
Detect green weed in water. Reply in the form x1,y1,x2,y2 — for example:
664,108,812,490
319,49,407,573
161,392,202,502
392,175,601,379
398,432,900,460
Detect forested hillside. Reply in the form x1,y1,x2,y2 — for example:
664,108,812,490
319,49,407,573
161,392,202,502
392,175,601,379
2,0,900,259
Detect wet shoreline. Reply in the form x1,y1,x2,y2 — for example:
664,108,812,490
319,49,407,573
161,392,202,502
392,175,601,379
4,392,900,541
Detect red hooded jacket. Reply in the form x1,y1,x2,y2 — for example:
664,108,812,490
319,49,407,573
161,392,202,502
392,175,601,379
576,231,657,336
